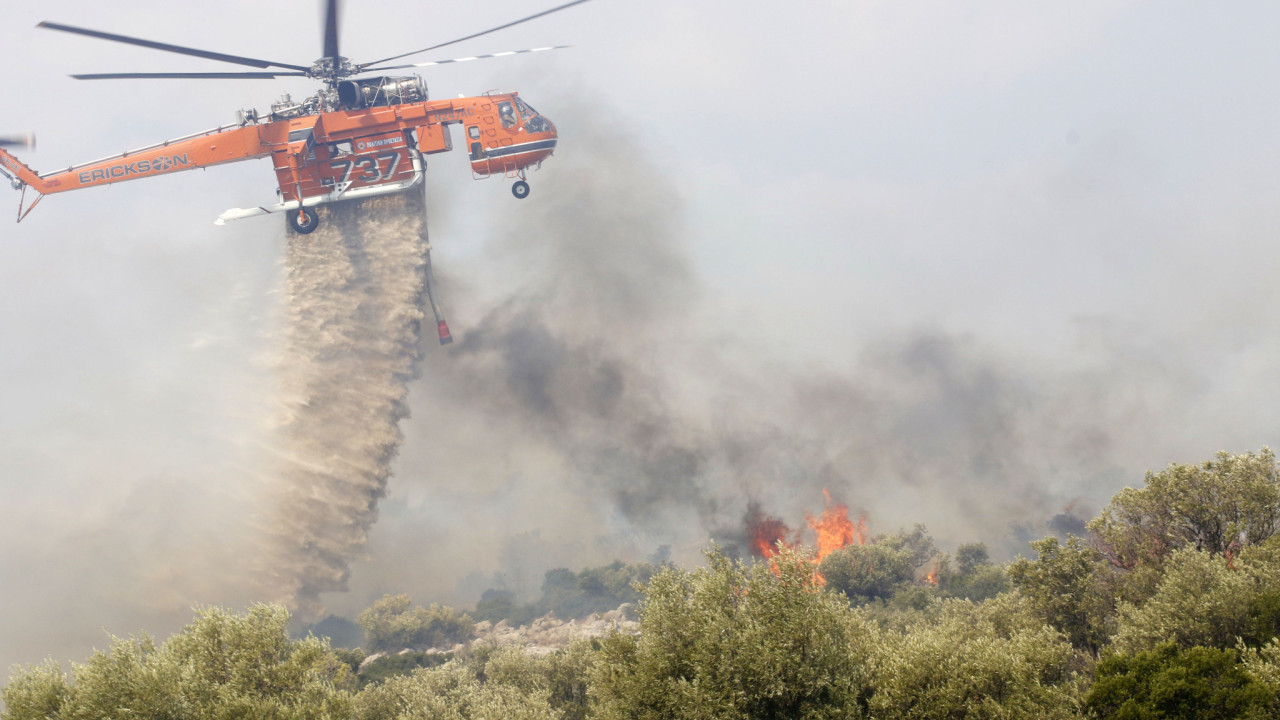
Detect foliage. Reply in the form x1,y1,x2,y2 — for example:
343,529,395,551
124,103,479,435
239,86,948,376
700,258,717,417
867,594,1085,720
1086,643,1276,720
0,662,67,720
468,642,599,720
945,542,1009,602
1,604,353,720
947,563,1010,602
1088,449,1280,570
473,561,654,626
956,542,991,574
592,545,876,720
354,661,556,720
353,642,598,720
357,595,475,652
819,529,933,603
357,651,451,688
333,647,367,676
1008,536,1118,654
1240,639,1280,701
1111,540,1280,654
472,589,541,627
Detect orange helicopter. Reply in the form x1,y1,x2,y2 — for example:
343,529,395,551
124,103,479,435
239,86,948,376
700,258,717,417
0,0,587,235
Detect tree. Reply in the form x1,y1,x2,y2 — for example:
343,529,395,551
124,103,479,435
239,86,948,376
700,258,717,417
946,542,1009,602
867,594,1083,720
955,542,991,575
1111,540,1280,654
1086,643,1275,720
1088,449,1280,570
1008,536,1117,654
354,661,556,720
592,545,877,720
1,604,353,720
356,595,475,652
819,529,935,604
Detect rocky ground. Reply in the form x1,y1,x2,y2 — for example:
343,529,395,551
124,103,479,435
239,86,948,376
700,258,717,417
358,604,639,672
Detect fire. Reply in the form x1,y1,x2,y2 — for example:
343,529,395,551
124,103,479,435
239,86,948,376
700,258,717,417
745,502,797,559
805,489,867,563
924,564,939,585
746,490,867,564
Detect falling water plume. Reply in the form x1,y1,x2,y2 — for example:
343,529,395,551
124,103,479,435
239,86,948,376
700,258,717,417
258,190,433,618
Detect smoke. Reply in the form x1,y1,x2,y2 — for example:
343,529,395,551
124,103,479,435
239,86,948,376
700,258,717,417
256,193,431,618
315,103,1161,611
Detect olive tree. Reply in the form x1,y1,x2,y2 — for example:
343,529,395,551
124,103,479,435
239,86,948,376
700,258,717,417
867,594,1085,720
1007,536,1118,654
1111,540,1280,654
1086,643,1275,720
1,604,353,720
356,595,475,652
592,545,877,720
1088,449,1280,570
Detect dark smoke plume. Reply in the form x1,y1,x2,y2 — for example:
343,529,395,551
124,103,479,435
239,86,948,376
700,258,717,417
356,104,1176,606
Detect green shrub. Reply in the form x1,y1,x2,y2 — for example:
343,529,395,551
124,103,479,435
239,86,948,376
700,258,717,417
1086,643,1275,720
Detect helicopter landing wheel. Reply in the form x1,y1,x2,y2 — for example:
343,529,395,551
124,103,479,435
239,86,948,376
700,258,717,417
289,206,319,234
512,180,530,199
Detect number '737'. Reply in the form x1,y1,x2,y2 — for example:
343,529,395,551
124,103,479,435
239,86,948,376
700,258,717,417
329,152,402,185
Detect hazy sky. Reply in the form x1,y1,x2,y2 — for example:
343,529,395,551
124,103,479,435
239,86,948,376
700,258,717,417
3,0,1280,671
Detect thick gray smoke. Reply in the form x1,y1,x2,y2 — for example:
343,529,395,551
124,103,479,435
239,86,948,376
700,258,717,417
234,103,1264,615
257,193,430,617
337,106,1175,608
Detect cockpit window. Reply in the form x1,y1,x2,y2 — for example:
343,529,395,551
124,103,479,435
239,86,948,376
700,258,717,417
514,98,540,120
498,101,517,129
512,98,550,133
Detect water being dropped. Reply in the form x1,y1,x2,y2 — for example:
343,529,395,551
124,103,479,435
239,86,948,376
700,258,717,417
258,191,431,618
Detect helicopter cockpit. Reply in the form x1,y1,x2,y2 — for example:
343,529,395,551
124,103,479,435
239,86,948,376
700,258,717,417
498,97,552,133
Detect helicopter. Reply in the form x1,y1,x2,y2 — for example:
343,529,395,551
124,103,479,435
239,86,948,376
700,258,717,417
0,0,588,234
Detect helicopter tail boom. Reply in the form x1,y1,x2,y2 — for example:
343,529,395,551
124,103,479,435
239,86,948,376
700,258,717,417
0,148,51,193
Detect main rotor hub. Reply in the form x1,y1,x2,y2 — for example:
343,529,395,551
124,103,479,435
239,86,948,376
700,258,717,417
308,56,357,82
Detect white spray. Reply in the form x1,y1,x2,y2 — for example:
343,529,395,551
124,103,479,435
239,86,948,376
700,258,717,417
257,191,433,617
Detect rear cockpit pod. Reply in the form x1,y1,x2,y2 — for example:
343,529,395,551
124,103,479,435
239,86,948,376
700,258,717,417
337,75,428,110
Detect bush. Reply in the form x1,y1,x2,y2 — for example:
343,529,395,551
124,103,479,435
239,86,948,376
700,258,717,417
1088,449,1280,570
1086,643,1275,720
1111,541,1280,654
1,604,353,720
819,534,920,603
867,594,1084,720
357,595,475,652
354,661,556,720
592,545,876,720
1008,536,1117,654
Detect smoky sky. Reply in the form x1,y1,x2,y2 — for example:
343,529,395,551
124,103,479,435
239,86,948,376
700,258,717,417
4,0,1280,672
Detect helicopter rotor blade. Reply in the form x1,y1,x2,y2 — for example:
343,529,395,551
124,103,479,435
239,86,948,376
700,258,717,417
70,72,306,80
360,45,571,73
37,21,310,71
0,133,36,150
322,0,341,60
357,0,591,69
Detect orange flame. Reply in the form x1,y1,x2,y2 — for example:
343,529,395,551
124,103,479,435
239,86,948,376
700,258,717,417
746,490,868,579
924,564,939,585
746,502,795,559
804,489,867,563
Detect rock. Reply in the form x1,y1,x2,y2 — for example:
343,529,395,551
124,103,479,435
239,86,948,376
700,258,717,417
357,651,386,671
